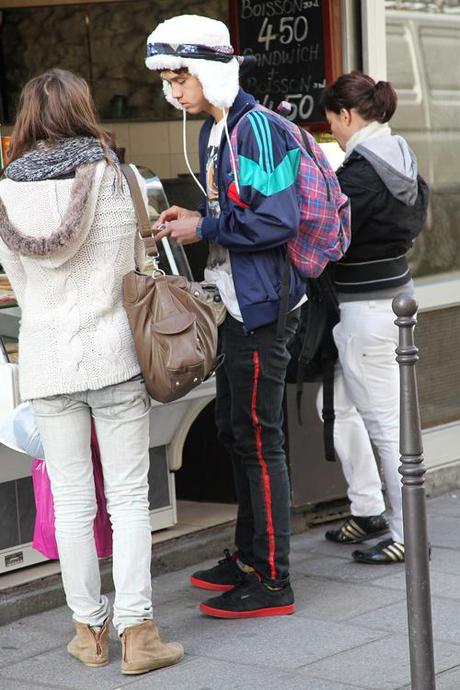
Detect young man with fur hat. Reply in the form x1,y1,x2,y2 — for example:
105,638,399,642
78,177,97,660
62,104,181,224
146,15,305,619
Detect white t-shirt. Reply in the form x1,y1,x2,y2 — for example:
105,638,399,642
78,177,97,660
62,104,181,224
203,118,243,321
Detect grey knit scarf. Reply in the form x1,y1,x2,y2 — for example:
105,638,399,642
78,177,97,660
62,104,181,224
6,136,118,182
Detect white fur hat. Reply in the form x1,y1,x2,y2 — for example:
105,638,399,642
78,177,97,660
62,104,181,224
145,15,240,110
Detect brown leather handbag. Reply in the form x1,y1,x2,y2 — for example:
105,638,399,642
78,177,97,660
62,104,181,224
121,165,220,403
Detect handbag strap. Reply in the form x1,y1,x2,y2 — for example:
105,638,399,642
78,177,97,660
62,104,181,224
120,164,159,257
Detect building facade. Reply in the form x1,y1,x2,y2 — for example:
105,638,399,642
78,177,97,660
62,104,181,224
0,0,459,574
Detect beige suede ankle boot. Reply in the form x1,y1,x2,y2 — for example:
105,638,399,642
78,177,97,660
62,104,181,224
67,618,109,667
121,620,184,675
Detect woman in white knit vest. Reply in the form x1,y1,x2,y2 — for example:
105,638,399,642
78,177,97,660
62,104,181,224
0,69,183,675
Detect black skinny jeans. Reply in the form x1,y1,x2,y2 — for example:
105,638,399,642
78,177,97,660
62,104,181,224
215,310,299,587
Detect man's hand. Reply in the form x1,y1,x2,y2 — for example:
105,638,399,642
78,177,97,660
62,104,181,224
155,216,202,245
153,205,200,229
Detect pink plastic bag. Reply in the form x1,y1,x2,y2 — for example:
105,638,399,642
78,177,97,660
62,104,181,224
32,421,113,560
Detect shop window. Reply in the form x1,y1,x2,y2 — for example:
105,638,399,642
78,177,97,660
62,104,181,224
385,0,460,278
386,22,418,92
0,0,228,124
421,26,460,93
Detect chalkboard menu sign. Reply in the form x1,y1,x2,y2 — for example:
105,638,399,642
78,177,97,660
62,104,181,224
229,0,342,130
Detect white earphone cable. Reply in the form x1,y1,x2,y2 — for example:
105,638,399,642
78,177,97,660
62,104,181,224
182,108,207,197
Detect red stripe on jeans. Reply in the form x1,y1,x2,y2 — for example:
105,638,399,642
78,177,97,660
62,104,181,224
251,350,276,581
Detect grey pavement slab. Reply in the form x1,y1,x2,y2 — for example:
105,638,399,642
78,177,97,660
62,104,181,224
299,634,460,690
0,490,459,689
151,559,214,601
115,657,369,690
290,526,361,560
367,567,460,602
0,643,144,690
292,553,406,583
347,596,460,647
429,546,460,576
289,541,350,565
291,575,404,621
426,492,460,518
427,514,460,549
436,666,460,690
0,680,70,690
0,618,63,668
150,607,386,669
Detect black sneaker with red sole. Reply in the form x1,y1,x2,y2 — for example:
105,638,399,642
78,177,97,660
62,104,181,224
190,549,247,592
199,572,296,619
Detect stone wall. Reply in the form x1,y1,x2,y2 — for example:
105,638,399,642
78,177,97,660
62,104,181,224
1,0,229,123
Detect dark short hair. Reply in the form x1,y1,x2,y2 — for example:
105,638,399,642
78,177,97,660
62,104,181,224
159,68,189,78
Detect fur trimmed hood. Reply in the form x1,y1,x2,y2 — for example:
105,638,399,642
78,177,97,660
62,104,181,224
145,15,240,110
0,161,107,267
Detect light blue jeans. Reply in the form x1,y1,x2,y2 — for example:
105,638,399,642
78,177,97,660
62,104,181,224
32,377,153,635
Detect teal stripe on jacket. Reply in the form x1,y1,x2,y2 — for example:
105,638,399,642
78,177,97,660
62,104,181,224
239,148,301,197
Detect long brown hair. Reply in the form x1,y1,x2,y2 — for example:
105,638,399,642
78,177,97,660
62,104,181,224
321,71,397,124
7,68,113,165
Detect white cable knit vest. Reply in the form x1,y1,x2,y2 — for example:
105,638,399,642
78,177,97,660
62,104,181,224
0,161,146,400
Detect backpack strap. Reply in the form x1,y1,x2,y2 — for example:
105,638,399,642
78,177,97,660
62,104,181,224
318,270,338,461
321,358,337,462
298,127,331,202
276,253,292,340
294,342,337,455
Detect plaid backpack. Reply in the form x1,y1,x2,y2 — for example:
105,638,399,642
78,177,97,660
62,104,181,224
230,104,351,278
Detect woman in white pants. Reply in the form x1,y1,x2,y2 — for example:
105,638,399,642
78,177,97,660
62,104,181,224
317,72,428,564
0,69,183,672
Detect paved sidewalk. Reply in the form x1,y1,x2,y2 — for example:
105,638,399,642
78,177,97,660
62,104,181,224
1,491,460,690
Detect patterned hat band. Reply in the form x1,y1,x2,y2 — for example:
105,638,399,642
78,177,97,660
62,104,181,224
146,42,241,64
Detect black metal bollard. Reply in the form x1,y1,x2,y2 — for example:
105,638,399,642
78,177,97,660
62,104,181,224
393,294,436,690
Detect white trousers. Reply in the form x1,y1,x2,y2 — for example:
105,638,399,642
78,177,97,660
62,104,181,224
32,377,153,635
317,299,403,544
